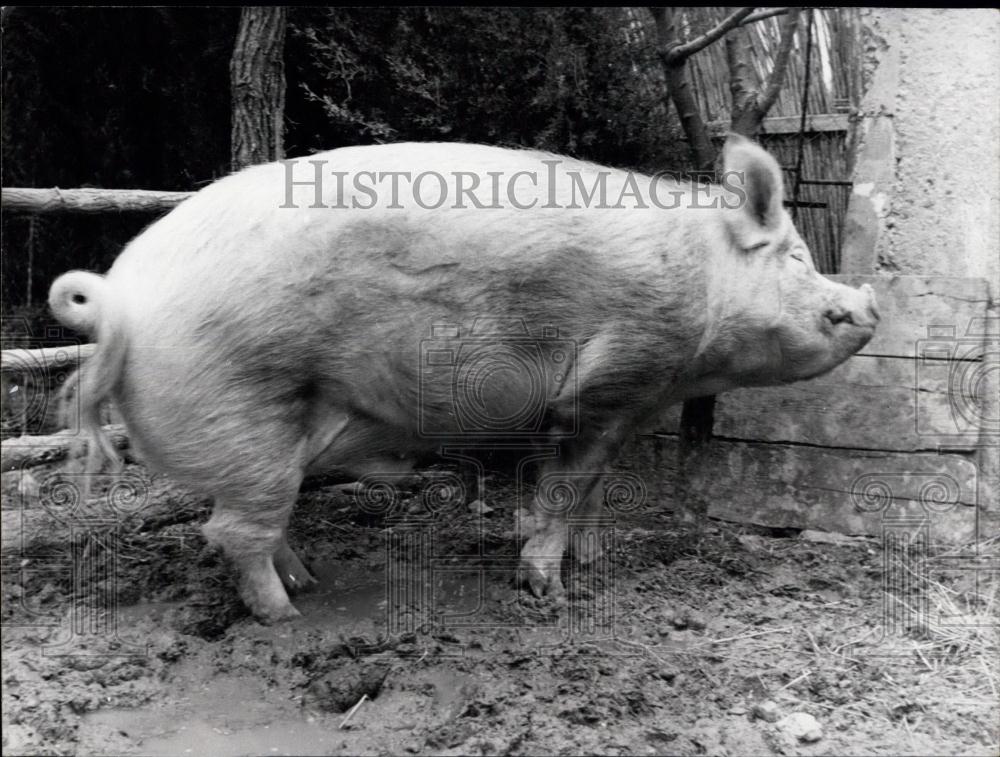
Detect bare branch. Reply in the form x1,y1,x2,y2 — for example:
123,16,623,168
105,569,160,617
662,7,756,63
757,8,802,115
741,8,791,26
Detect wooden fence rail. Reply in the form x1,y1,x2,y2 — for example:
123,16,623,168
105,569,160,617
2,187,193,214
1,344,95,375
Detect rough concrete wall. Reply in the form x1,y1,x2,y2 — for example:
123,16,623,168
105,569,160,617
832,10,999,527
858,9,999,299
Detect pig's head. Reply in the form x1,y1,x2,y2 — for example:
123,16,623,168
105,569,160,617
696,135,879,391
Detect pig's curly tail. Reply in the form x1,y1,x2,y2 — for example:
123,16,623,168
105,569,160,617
49,270,126,472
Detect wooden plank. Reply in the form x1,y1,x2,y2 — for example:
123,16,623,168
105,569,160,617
827,275,993,359
622,434,986,543
712,354,969,451
648,355,984,451
708,113,849,136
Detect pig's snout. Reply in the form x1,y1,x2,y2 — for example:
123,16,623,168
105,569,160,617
861,283,880,323
825,283,879,331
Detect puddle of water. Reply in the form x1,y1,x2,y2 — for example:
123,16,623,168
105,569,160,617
81,643,476,757
292,563,388,637
85,710,345,757
82,658,346,757
297,561,500,634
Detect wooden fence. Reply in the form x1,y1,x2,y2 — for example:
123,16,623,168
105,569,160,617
624,7,861,275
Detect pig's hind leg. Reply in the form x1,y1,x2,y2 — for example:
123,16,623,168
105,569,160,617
201,431,322,623
203,479,305,624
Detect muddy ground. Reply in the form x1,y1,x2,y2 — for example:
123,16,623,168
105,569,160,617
2,460,997,756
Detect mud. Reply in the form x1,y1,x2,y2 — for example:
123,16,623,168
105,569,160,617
2,462,997,756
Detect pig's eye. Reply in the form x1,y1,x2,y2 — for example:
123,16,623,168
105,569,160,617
790,251,807,264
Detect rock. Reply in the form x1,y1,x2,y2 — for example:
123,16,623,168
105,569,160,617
651,668,677,682
668,608,706,631
736,533,766,552
751,700,781,723
685,610,707,631
467,499,493,515
777,712,823,743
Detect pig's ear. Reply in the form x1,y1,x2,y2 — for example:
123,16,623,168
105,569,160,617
722,134,787,247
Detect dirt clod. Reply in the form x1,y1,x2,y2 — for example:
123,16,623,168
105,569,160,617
303,663,390,713
778,711,824,743
752,699,782,723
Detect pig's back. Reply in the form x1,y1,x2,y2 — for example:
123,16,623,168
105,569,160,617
107,143,677,345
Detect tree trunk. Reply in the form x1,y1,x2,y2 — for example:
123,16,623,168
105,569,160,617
726,27,760,137
650,7,716,172
230,7,287,171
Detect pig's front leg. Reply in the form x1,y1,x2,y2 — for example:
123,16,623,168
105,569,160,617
520,424,627,598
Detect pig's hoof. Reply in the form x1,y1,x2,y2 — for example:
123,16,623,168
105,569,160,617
274,544,318,594
253,601,302,625
275,561,318,594
240,564,303,624
282,570,318,595
526,566,549,598
522,564,566,603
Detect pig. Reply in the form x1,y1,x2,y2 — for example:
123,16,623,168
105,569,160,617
48,135,878,623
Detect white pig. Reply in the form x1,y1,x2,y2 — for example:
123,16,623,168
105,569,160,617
49,136,878,622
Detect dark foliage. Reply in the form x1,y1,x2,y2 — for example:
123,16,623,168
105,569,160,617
1,6,684,313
